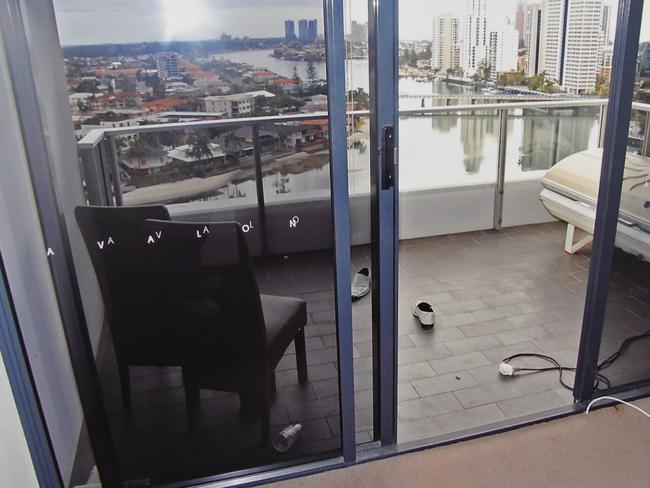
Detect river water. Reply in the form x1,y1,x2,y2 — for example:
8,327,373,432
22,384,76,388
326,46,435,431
214,49,600,200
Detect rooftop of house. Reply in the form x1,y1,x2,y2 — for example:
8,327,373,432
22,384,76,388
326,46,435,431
167,143,226,163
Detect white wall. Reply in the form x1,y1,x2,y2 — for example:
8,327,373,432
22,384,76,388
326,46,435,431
0,355,39,488
0,4,98,484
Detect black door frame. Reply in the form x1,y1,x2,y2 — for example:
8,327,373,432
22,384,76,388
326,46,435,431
368,0,400,446
573,0,645,401
2,0,649,486
0,0,358,486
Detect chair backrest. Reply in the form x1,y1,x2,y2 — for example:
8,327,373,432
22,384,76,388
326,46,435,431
74,205,174,365
142,220,268,373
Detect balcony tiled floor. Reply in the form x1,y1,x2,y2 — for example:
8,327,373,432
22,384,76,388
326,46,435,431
97,221,650,484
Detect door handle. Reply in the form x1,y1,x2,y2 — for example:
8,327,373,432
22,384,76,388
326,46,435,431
382,125,395,189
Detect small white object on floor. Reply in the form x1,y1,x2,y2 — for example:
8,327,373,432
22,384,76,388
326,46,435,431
273,423,303,452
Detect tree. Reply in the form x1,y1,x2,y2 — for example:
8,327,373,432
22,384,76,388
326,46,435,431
306,60,317,87
185,131,214,162
595,74,610,97
292,66,302,92
477,59,491,82
74,79,100,93
223,132,243,163
144,74,165,99
126,137,151,159
526,71,556,92
498,71,525,86
76,100,92,113
116,75,136,92
347,88,369,110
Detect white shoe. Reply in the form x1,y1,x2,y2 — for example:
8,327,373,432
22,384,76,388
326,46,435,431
413,301,435,329
351,267,370,300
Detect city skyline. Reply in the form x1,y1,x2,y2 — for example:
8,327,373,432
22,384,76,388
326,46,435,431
54,0,647,47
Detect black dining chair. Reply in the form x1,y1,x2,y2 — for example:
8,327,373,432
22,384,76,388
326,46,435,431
143,219,308,446
75,205,175,408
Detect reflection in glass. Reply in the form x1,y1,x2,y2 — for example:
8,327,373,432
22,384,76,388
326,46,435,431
56,0,342,484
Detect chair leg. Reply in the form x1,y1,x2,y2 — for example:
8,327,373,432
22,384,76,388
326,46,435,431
295,328,308,384
239,392,258,414
259,393,270,448
182,369,200,415
118,364,131,410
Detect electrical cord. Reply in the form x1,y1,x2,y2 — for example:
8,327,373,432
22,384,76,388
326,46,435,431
586,396,650,419
499,329,650,391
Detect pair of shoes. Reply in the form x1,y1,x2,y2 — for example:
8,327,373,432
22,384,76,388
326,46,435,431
351,267,370,300
413,301,435,330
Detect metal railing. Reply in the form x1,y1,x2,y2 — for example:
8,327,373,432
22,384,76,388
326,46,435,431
76,98,650,231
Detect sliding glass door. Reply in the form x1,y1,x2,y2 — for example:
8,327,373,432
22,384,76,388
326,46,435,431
4,0,649,485
4,0,356,485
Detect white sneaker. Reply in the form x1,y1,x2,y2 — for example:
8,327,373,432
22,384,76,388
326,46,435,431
351,267,370,300
413,301,435,329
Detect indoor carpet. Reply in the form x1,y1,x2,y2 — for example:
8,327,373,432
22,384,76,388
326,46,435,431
264,397,650,488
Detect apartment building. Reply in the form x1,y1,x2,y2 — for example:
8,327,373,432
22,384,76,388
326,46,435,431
488,25,519,81
525,2,544,76
431,15,460,72
540,0,604,93
461,0,488,76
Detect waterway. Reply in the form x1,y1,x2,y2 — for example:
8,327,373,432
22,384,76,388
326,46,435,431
213,49,600,200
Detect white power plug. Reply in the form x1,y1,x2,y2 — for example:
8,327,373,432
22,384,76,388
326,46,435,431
499,362,515,376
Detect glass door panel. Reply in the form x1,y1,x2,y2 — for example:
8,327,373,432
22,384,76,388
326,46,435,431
49,0,353,484
344,0,376,445
394,0,615,443
596,0,650,391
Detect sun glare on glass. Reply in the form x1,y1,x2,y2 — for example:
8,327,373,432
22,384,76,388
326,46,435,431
162,0,209,40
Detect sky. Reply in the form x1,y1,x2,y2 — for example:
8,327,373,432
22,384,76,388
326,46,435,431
54,0,647,47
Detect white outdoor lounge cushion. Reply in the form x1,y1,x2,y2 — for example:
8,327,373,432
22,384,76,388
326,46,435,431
540,149,650,261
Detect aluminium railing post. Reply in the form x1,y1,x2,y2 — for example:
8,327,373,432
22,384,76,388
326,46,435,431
106,135,123,206
252,124,268,256
598,104,607,148
493,108,508,230
79,145,109,205
97,139,115,205
642,112,650,157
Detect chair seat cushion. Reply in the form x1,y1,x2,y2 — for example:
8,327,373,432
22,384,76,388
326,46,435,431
261,294,307,368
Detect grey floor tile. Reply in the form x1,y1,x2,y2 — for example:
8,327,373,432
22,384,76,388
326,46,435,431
438,298,489,315
496,326,550,346
481,342,544,364
534,333,580,353
471,305,522,322
398,343,452,366
466,365,518,387
398,362,437,383
311,378,339,399
443,335,504,355
397,392,464,422
407,327,465,347
398,382,420,402
286,396,340,422
497,390,567,418
397,404,507,443
436,312,475,328
508,310,559,328
300,418,334,442
459,318,514,338
429,351,491,374
411,371,478,397
453,381,522,408
482,292,529,308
